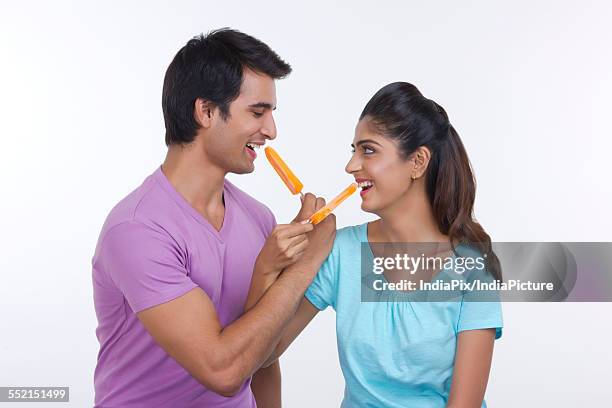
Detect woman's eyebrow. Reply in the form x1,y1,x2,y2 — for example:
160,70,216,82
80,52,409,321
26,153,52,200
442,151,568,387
352,139,383,147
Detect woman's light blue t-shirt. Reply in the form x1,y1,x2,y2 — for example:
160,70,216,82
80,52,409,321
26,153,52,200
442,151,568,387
305,223,503,408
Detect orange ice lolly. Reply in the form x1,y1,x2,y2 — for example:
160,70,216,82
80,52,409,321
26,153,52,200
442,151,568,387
265,146,304,197
308,183,358,225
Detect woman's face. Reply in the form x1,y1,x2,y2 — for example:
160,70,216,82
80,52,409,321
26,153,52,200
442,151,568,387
345,117,418,214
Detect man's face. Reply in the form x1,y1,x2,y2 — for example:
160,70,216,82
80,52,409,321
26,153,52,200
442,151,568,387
202,69,278,174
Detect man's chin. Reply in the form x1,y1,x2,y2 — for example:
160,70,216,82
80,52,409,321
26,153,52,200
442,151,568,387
229,163,255,175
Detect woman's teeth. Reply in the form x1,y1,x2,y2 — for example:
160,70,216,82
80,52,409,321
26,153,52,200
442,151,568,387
246,143,261,151
358,181,373,190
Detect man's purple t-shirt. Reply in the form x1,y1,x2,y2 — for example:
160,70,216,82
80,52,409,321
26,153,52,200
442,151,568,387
92,167,275,407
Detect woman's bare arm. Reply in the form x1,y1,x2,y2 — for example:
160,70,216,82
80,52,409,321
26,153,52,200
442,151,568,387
261,296,320,368
446,328,496,408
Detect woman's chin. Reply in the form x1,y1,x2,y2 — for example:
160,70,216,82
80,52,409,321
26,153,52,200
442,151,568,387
360,200,379,214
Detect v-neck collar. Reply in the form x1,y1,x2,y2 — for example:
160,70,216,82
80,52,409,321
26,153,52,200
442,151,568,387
153,166,231,244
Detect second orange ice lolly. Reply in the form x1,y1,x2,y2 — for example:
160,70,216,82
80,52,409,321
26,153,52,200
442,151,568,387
265,146,304,197
308,183,358,225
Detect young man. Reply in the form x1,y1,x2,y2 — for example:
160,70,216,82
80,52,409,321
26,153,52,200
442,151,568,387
92,29,335,407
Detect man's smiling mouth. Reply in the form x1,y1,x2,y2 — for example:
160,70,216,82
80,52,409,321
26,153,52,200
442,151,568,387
246,142,262,152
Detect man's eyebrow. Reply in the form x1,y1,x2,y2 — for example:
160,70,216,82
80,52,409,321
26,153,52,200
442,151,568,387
249,102,277,110
351,139,383,148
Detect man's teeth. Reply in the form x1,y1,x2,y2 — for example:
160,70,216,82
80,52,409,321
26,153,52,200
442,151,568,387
246,143,261,150
358,181,373,189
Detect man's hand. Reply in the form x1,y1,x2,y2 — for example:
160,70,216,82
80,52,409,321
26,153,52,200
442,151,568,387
289,192,336,271
253,192,326,277
254,222,313,277
294,212,336,273
246,193,326,314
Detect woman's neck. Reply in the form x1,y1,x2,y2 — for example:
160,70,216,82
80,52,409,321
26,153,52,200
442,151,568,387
372,190,448,244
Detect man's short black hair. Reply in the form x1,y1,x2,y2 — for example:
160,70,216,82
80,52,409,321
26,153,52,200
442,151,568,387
162,28,292,145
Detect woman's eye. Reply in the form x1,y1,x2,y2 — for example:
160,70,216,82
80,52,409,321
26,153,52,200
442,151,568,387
363,146,375,154
351,145,374,154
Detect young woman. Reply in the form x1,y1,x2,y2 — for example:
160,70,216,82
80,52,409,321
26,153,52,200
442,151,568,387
265,82,503,408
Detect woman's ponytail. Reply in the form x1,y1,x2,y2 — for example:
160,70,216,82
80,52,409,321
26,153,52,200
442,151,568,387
360,82,501,280
429,123,501,280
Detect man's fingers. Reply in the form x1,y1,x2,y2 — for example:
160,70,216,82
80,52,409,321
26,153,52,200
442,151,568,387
277,222,313,239
291,233,309,247
284,233,308,251
286,238,309,259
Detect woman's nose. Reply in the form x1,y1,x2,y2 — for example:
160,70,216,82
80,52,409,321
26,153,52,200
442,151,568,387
345,154,361,174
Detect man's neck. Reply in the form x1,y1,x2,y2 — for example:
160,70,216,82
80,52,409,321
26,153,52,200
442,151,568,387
161,143,227,224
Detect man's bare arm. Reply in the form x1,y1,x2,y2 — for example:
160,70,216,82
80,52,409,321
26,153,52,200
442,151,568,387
137,216,335,397
245,193,325,406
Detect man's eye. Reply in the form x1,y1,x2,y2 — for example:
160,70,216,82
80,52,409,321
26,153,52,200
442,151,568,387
252,111,264,118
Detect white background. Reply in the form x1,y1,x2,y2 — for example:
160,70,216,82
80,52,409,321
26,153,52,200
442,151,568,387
1,1,611,406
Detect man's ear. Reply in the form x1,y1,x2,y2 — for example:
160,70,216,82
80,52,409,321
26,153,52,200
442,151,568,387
194,98,215,129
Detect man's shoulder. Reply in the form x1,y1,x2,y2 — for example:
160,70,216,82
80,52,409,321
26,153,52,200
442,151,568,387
104,174,153,222
97,170,180,244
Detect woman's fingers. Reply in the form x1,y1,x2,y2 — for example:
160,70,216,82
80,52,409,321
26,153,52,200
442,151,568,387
293,193,317,222
315,197,326,211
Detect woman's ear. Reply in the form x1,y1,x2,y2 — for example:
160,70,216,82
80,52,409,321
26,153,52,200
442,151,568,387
412,146,431,179
193,98,215,129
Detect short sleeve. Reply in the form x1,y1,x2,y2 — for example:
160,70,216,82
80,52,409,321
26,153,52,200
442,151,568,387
457,264,504,339
305,245,339,311
99,221,198,313
263,205,277,236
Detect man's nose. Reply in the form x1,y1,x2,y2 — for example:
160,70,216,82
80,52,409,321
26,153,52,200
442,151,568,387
261,113,277,140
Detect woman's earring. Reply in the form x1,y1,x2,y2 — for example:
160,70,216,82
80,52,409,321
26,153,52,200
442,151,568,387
411,174,417,181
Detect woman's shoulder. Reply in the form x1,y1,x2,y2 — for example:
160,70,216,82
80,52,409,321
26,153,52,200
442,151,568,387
334,222,368,247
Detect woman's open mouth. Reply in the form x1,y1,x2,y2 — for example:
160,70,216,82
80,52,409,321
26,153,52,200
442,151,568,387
357,180,374,197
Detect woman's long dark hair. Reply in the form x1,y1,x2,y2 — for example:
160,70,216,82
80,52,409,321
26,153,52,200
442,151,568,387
361,82,501,280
